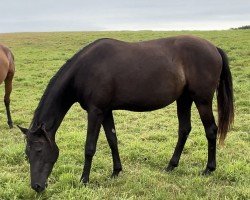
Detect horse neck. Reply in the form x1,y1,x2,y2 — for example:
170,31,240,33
31,67,75,139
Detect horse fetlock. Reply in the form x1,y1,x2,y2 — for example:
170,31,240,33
81,176,89,185
207,163,216,171
8,120,13,128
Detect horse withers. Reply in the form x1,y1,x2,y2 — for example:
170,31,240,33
18,35,234,192
0,44,14,128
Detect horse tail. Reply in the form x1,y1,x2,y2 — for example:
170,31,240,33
2,45,14,68
7,51,14,67
216,47,234,144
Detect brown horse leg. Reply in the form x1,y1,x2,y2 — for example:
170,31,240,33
166,93,193,171
4,72,14,128
102,111,122,178
195,102,218,175
80,107,103,184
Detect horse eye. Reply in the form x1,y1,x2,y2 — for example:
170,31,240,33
35,147,42,152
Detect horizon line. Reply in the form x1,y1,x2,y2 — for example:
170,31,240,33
1,28,243,34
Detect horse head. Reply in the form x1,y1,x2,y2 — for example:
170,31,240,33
18,124,59,192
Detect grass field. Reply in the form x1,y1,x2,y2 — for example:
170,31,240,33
0,30,249,200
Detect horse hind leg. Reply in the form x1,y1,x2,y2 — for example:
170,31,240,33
195,100,218,175
166,92,193,171
4,71,14,128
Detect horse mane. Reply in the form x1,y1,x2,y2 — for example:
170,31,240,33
31,39,106,126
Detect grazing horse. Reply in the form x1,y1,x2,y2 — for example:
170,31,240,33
18,35,234,193
0,44,14,128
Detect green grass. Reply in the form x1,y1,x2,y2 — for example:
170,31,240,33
0,30,249,199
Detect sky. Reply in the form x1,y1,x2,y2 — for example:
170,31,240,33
0,0,249,33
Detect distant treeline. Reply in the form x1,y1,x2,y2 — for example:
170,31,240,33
232,25,250,30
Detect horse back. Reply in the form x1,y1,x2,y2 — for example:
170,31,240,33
74,38,185,111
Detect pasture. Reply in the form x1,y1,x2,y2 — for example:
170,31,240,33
0,30,249,199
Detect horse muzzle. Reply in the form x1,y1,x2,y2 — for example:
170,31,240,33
31,182,47,193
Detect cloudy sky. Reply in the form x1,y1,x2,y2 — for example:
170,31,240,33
0,0,249,33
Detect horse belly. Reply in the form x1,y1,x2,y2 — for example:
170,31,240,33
114,90,178,111
112,66,185,111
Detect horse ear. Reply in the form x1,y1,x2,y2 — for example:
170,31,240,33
40,123,52,145
41,123,46,132
17,125,28,135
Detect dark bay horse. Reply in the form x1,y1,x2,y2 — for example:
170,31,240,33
18,35,234,192
0,44,14,128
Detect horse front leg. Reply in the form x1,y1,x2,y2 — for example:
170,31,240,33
102,111,122,178
80,107,103,184
4,72,14,128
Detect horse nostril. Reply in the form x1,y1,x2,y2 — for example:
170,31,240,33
32,183,44,193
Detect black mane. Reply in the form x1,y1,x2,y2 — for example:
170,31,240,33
31,39,106,126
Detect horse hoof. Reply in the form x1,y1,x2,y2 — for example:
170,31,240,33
80,177,89,186
201,168,214,176
165,164,176,172
111,169,122,178
8,124,13,129
82,180,88,187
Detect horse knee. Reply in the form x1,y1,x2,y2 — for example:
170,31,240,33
179,126,191,138
85,147,96,157
4,96,10,106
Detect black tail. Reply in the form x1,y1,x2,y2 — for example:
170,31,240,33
216,47,234,144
